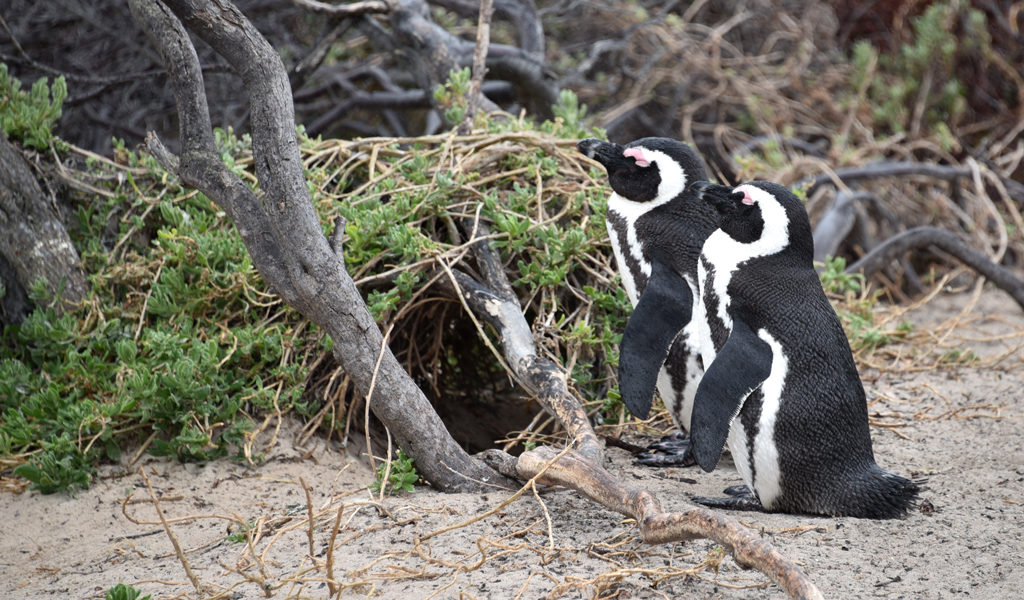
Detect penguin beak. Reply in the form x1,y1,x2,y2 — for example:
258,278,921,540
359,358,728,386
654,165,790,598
577,138,628,170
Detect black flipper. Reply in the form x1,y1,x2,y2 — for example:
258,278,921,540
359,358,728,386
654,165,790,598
690,317,772,472
618,259,693,419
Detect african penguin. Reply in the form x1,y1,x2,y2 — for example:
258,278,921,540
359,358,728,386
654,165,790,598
577,137,719,466
687,180,920,518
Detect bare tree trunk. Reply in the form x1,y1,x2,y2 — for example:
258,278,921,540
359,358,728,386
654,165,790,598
0,131,87,322
127,0,510,492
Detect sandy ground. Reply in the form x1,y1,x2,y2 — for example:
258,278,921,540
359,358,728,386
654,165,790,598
2,286,1023,600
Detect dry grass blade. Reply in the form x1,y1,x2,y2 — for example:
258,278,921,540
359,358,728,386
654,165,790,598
419,446,573,543
138,466,205,596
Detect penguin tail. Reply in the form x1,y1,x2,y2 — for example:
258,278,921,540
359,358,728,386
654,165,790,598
837,466,924,519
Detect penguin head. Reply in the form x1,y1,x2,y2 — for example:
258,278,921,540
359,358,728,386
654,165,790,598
578,137,706,206
691,180,813,259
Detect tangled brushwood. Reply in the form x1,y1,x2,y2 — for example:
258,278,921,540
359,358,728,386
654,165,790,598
2,0,1023,494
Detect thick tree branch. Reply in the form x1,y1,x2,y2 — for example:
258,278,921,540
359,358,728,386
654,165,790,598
846,226,1024,310
0,132,88,322
128,0,511,492
434,240,601,463
812,190,878,267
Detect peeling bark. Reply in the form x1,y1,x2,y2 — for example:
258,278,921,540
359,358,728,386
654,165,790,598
433,224,601,462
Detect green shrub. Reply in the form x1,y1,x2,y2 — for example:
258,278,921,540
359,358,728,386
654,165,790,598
1,132,310,492
849,0,987,138
0,63,67,150
104,583,151,600
1,98,628,491
371,449,419,495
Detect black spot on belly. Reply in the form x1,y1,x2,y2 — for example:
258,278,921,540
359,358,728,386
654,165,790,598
608,210,648,293
662,334,691,421
738,388,764,485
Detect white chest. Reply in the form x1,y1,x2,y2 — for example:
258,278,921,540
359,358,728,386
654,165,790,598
607,193,654,306
692,232,741,362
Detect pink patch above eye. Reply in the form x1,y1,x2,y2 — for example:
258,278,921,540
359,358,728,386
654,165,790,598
741,191,755,205
623,147,650,167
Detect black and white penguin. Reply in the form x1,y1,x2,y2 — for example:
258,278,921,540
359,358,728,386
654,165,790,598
577,138,719,465
687,180,920,518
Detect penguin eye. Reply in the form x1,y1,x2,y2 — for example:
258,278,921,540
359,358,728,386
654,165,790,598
738,191,755,206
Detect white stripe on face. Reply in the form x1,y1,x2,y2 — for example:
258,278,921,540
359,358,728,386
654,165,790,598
702,184,791,270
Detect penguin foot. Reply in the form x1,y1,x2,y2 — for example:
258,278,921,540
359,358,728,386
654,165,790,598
693,485,765,512
636,432,697,467
723,484,752,497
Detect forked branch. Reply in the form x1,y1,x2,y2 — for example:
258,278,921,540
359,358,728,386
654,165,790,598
478,446,823,599
128,0,509,492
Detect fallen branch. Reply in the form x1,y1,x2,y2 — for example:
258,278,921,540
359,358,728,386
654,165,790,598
799,160,1024,204
812,190,863,266
846,226,1024,310
800,161,971,192
480,447,824,600
433,222,601,462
